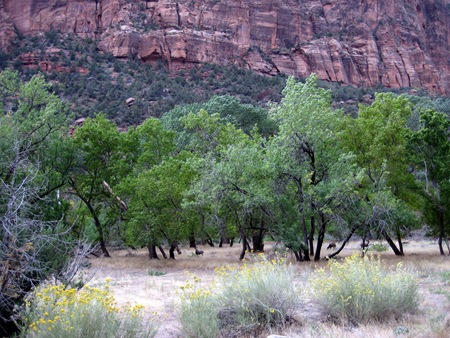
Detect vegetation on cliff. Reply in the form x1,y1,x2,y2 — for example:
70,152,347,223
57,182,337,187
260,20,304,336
0,29,449,336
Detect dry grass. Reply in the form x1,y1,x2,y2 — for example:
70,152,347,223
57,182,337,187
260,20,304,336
85,240,450,338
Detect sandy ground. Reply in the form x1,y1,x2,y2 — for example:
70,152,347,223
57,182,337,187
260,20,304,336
85,240,450,338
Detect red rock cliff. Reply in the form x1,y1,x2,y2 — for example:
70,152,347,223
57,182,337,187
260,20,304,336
1,0,449,94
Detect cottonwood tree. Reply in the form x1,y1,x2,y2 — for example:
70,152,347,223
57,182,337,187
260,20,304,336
161,95,276,150
181,110,277,259
268,75,356,261
410,110,450,255
341,93,418,255
118,118,193,259
123,152,198,259
69,114,127,257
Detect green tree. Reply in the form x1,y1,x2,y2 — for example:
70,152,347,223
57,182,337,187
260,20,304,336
341,93,418,255
124,152,199,259
410,110,450,255
161,96,276,151
268,74,355,261
0,71,78,335
70,114,126,257
181,110,276,259
118,118,180,258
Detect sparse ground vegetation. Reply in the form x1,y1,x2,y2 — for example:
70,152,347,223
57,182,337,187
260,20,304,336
180,254,297,337
74,240,450,338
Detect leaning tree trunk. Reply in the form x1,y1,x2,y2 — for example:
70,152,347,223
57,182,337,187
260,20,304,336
328,225,360,259
383,231,403,256
206,236,215,247
293,250,303,262
76,191,110,257
158,245,167,259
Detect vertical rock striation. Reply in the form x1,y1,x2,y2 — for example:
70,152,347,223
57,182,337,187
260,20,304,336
0,0,448,94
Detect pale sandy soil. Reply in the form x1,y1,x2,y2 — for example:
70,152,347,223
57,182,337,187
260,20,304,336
86,240,450,338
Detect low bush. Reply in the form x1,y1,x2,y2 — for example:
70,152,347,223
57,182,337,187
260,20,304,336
309,253,419,324
19,280,158,338
180,274,219,338
369,243,388,252
180,255,298,337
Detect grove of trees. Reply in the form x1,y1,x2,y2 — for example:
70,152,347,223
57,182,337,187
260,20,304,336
1,70,449,333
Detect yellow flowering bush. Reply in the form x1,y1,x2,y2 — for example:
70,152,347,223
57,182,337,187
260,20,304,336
309,253,419,324
180,254,298,337
20,280,158,338
180,272,218,338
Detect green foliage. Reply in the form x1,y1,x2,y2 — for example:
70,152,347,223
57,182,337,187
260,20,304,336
409,110,450,253
180,275,219,338
180,257,298,337
342,93,413,191
309,253,419,324
369,243,388,252
268,74,356,260
20,283,158,338
162,95,277,150
147,270,166,276
340,92,420,251
70,114,127,255
122,152,199,249
0,70,80,334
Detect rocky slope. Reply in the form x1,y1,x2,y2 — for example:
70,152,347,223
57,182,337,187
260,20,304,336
1,0,449,94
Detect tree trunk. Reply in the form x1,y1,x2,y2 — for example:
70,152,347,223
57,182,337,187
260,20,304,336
189,236,196,248
301,216,310,261
158,245,167,259
230,238,234,247
252,231,265,252
444,238,450,256
396,233,404,256
169,244,176,259
328,225,359,259
239,236,248,260
438,207,445,255
383,231,403,256
314,224,325,261
71,183,110,257
147,244,159,259
293,250,303,262
99,237,110,258
309,215,315,256
206,237,215,247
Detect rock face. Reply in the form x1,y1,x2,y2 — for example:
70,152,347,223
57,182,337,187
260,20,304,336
0,0,449,94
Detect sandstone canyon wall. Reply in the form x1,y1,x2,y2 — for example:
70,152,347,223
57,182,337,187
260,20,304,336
0,0,449,95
